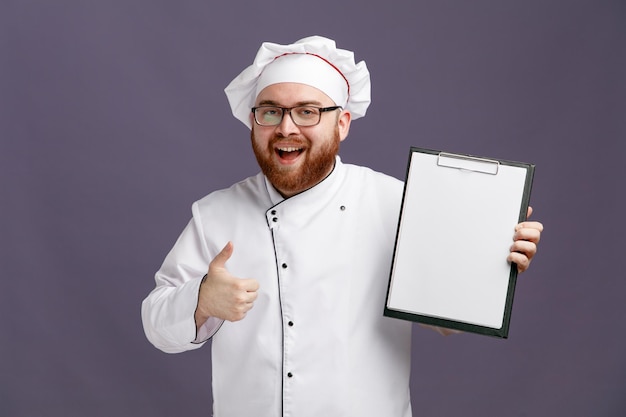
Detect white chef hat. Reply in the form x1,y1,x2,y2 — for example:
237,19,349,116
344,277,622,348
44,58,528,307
224,35,371,129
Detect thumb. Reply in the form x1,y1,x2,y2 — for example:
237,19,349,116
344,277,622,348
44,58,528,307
210,241,234,269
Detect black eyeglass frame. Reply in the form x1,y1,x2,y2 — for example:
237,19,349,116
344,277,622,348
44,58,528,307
251,105,343,127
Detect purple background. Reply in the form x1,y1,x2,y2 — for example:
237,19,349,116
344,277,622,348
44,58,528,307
2,1,625,416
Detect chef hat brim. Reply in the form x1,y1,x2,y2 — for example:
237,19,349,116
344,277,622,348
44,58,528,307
224,35,371,129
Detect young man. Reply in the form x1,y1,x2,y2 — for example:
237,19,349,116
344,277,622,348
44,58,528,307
142,35,543,417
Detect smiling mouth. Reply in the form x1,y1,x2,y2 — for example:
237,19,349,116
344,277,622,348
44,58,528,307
276,146,304,161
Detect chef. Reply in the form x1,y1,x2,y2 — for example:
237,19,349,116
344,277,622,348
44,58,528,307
141,35,543,417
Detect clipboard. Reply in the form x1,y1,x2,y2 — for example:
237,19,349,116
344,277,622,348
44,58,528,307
384,147,535,338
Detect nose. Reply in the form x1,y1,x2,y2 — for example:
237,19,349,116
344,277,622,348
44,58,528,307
275,109,301,136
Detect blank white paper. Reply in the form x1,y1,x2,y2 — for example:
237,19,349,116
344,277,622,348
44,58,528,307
387,151,529,329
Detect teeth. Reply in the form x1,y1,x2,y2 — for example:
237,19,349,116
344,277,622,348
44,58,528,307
277,147,302,152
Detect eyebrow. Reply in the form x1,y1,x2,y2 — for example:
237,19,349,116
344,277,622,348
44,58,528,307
256,100,326,107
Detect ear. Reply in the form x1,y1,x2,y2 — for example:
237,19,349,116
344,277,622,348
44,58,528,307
337,110,352,142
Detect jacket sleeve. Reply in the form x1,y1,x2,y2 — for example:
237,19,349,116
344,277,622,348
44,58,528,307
141,202,224,353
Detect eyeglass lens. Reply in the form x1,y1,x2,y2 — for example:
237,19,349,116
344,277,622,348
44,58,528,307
255,106,322,126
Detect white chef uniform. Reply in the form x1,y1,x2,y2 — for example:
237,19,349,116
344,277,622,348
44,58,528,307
142,157,413,417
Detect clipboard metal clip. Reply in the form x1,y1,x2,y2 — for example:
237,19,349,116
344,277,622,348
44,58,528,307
437,152,500,175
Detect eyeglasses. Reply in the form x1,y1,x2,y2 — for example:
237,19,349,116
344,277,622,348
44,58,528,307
251,105,342,127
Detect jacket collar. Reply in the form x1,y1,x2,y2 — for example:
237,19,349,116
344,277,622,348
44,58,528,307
264,156,346,208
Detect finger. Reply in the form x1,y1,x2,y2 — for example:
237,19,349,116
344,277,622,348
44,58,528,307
230,295,257,321
228,308,250,322
527,206,533,219
210,241,234,269
514,224,543,243
232,279,259,302
508,251,530,272
238,301,257,319
510,240,537,259
241,278,260,292
515,220,543,232
231,278,259,293
244,290,258,303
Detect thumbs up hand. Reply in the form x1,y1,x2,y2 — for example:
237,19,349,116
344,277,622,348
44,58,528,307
194,242,260,327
